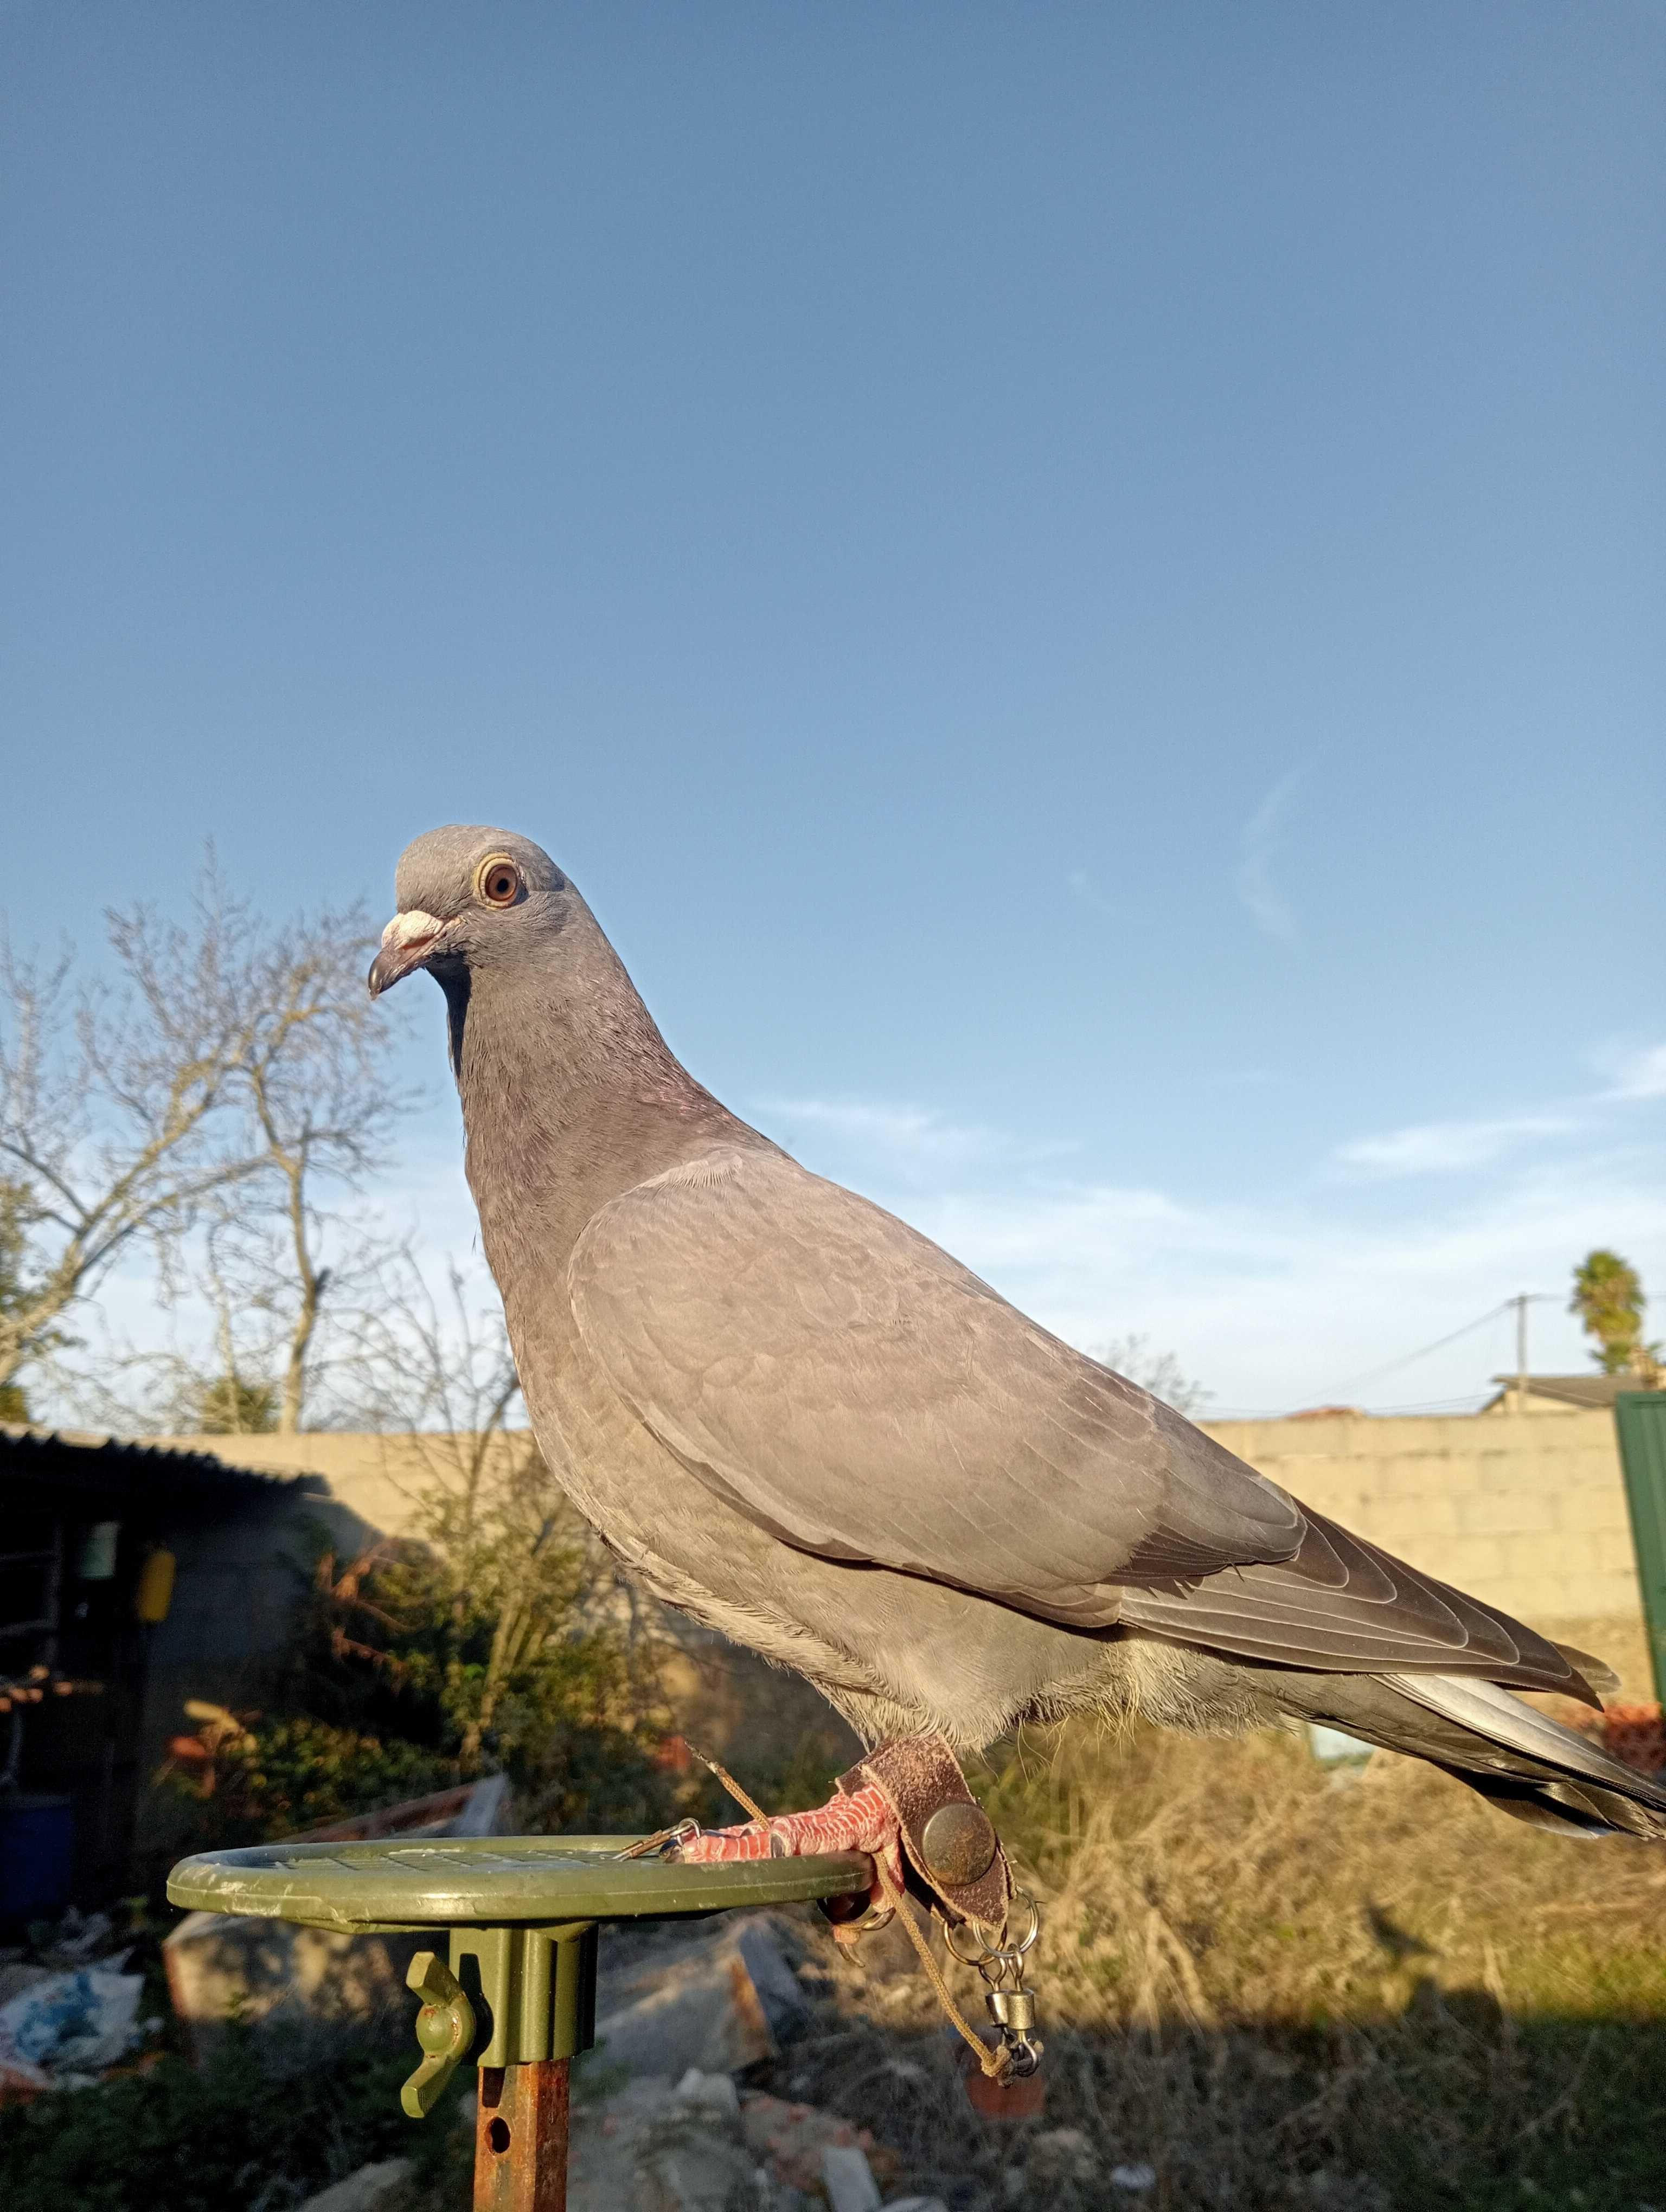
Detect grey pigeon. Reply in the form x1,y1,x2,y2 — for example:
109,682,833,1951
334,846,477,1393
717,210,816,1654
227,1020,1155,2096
370,825,1666,1843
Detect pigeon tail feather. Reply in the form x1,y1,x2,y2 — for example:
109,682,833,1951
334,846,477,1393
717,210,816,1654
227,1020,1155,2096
1266,1666,1666,1840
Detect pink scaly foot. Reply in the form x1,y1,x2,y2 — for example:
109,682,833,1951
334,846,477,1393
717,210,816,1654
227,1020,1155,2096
674,1782,904,1929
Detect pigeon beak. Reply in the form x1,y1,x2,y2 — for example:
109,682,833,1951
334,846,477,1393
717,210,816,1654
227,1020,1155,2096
368,910,453,996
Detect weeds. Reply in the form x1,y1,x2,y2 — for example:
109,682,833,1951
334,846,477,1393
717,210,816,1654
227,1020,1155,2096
779,1720,1666,2210
0,2027,460,2212
14,1719,1666,2210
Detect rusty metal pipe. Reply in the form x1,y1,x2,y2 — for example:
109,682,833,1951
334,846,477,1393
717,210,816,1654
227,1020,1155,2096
474,2060,570,2212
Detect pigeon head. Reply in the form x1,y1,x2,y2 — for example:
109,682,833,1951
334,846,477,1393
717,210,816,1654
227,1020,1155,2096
368,824,572,997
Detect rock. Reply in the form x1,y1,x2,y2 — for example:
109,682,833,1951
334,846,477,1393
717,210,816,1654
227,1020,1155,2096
1026,2127,1094,2183
635,2107,760,2211
293,2158,413,2212
673,2066,741,2119
567,2075,677,2209
822,2142,883,2212
593,1915,809,2079
740,2092,901,2196
569,2072,907,2212
163,1915,425,2055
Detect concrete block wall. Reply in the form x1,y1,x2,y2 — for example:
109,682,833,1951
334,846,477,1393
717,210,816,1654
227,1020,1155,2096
1201,1409,1647,1684
159,1409,1652,1690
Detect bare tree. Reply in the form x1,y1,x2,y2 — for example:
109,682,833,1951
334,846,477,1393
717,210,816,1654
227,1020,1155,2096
336,1249,524,1514
0,1177,34,1420
222,904,408,1430
1,878,272,1397
67,1210,289,1435
332,1251,651,1766
0,857,407,1420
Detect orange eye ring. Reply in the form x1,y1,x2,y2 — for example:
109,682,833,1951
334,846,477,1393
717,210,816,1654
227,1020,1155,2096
475,855,522,908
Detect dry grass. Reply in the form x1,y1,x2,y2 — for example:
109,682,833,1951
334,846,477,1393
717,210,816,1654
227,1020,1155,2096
776,1721,1666,2211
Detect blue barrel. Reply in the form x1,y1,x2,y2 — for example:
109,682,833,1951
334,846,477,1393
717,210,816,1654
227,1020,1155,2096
0,1793,75,1927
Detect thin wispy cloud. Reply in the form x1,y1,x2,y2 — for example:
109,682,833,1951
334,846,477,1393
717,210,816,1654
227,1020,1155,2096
755,1052,1665,1412
839,1128,1665,1414
1233,771,1302,947
754,1096,1018,1178
1333,1114,1574,1176
1606,1043,1666,1102
1333,1044,1666,1179
56,1044,1666,1429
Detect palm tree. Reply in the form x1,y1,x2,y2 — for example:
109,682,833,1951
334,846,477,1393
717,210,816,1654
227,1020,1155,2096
1569,1250,1657,1378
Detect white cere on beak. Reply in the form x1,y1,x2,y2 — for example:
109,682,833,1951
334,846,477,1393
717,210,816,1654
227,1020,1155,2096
368,909,458,996
381,909,448,950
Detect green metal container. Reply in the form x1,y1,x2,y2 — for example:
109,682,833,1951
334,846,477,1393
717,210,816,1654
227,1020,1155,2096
1615,1390,1666,1706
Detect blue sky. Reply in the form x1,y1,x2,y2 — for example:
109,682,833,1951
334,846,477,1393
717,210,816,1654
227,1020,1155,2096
3,3,1662,1412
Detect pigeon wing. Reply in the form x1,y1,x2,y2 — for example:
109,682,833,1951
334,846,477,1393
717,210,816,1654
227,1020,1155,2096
568,1147,1304,1626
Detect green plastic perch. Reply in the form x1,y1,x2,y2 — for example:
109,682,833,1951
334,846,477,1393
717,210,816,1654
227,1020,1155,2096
168,1834,872,2212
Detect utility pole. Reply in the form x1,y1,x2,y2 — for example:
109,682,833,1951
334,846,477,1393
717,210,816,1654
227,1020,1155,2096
1510,1293,1551,1411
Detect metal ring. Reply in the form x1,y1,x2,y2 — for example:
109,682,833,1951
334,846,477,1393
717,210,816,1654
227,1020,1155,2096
1007,1892,1042,1956
945,1889,1042,1970
944,1917,998,1967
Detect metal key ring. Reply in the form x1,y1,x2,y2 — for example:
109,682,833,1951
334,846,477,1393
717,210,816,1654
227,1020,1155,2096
945,1917,998,1967
1000,1891,1042,1957
945,1889,1041,1967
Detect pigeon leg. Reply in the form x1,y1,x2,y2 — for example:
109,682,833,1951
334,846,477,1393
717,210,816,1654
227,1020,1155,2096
675,1780,904,1915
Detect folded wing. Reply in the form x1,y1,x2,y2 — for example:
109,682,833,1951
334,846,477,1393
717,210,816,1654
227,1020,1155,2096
569,1144,1589,1699
569,1146,1302,1625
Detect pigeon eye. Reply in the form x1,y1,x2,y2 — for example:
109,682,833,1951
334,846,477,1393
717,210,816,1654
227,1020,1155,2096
476,857,522,908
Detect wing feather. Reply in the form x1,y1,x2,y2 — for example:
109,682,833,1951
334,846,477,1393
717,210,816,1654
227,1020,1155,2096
1120,1511,1588,1693
569,1145,1587,1697
569,1146,1302,1624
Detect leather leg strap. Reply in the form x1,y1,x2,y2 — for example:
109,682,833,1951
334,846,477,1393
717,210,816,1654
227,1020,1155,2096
837,1731,1013,1933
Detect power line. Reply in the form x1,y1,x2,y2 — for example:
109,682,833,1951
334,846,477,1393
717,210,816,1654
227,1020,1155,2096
1324,1301,1515,1396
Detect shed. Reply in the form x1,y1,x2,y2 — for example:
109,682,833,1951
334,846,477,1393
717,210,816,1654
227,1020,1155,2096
0,1425,368,1905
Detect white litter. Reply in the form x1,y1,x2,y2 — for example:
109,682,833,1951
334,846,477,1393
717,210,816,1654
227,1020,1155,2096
0,1965,144,2084
1111,2162,1158,2193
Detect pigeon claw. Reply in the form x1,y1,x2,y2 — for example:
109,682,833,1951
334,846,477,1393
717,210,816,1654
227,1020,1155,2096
674,1779,904,1924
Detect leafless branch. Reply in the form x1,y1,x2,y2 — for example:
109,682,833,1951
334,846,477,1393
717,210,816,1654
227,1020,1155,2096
0,854,410,1418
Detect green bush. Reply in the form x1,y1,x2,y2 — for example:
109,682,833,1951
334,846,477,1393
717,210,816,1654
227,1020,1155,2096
157,1497,674,1852
159,1712,459,1851
275,1487,675,1835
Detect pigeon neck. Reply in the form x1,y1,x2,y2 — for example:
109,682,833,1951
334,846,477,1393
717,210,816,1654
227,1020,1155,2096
448,928,743,1264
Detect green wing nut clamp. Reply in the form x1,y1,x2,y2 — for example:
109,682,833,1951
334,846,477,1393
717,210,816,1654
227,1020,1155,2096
402,1950,478,2119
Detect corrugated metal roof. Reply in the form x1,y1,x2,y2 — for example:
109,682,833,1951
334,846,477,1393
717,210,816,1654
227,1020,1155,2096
1485,1373,1664,1411
0,1423,324,1499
